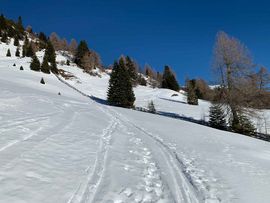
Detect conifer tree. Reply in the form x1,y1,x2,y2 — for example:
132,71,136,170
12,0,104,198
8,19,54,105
14,36,19,46
15,47,20,57
41,56,50,74
148,100,156,113
161,66,180,91
209,103,227,130
30,54,40,71
230,114,256,136
187,79,198,105
125,56,138,85
17,16,24,34
1,32,8,43
74,40,89,67
6,49,11,57
107,58,135,108
44,41,58,73
20,66,24,70
0,14,7,31
26,44,34,57
40,77,45,84
66,59,70,66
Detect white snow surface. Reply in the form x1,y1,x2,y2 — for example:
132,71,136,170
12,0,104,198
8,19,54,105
0,41,270,203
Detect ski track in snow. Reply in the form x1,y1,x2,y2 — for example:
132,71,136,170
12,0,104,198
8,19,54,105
67,113,118,203
56,77,216,203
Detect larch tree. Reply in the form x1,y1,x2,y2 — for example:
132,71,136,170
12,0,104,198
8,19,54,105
212,31,255,134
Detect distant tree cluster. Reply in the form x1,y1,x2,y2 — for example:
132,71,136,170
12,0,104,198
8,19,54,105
74,40,102,73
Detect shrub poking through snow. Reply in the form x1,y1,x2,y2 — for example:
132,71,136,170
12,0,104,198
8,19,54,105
40,78,45,84
20,66,24,70
66,60,70,66
148,100,156,114
13,63,16,67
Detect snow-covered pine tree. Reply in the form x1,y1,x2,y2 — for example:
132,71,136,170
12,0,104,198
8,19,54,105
209,103,227,130
30,54,40,71
107,58,135,108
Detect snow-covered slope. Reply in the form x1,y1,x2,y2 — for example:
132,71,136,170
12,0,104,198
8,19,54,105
1,41,270,203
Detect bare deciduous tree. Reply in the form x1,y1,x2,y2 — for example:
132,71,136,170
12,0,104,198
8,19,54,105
212,31,255,128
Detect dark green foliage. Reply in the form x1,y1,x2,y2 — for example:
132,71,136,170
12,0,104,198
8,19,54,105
38,32,47,42
6,49,11,57
15,47,20,57
0,14,7,31
1,32,8,43
66,59,70,66
40,77,45,84
41,56,50,74
26,44,34,57
74,40,89,67
44,41,58,74
58,92,61,95
125,56,138,85
209,104,227,130
20,66,24,70
30,54,40,71
161,66,180,91
13,63,16,66
187,79,198,105
148,100,156,113
17,16,24,34
14,35,19,46
107,59,135,108
230,114,256,136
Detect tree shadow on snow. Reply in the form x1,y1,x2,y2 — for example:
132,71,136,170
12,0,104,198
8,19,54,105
158,97,187,105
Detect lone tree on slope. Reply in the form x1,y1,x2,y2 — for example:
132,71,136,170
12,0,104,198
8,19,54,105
107,58,135,108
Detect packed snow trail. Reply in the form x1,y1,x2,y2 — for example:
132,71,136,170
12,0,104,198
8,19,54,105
55,76,211,203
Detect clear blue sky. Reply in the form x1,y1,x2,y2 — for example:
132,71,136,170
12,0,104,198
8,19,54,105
1,0,270,84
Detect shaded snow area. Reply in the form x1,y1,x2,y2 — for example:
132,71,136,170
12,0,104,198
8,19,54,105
0,42,270,202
